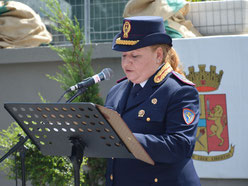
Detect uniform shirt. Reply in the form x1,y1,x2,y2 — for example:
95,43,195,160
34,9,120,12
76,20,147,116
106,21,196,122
104,63,201,186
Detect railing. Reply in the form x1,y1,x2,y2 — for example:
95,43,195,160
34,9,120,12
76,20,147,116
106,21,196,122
47,0,129,45
13,0,248,45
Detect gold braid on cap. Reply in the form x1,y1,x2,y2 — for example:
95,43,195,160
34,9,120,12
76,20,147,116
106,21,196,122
116,37,139,45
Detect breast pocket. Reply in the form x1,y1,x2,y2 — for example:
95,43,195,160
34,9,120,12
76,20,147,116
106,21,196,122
137,106,166,134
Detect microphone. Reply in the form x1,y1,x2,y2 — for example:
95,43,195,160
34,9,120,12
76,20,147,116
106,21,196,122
69,68,113,91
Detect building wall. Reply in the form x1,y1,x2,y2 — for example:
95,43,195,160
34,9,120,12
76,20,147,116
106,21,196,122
0,37,248,185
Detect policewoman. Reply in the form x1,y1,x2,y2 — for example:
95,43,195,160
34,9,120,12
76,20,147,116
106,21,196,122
105,16,201,186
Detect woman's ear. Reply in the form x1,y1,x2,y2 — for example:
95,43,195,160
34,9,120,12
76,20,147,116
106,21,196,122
156,47,164,64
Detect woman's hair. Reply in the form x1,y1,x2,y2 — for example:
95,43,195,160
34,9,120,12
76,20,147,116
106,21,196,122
151,44,184,76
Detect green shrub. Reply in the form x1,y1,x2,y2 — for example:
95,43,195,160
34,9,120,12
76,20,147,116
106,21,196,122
0,122,81,186
0,0,106,185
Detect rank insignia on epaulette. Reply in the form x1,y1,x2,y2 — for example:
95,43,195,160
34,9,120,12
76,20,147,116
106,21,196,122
154,63,173,83
116,76,127,83
183,108,195,125
172,71,195,86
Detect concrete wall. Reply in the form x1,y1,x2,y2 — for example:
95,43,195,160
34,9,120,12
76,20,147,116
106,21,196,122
1,37,248,185
0,43,123,128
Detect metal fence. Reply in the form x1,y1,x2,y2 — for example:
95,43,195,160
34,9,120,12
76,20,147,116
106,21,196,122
48,0,129,45
13,0,248,45
14,0,128,45
186,0,248,36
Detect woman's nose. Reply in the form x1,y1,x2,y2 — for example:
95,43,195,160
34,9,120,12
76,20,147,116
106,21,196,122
122,56,133,66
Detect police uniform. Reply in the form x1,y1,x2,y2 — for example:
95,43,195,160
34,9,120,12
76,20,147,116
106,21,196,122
105,16,201,186
105,63,201,186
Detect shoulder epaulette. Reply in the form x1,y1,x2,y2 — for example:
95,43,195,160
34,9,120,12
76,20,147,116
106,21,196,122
172,71,195,86
116,76,127,84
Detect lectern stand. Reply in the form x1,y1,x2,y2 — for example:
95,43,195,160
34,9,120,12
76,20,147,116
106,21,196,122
4,102,154,185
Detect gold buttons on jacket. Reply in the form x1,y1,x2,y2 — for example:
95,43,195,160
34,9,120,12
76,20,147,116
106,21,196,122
146,117,151,122
154,178,158,182
110,174,113,180
138,109,145,117
151,98,158,104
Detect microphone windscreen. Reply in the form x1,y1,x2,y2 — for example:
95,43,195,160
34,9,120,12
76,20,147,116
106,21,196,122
102,68,113,80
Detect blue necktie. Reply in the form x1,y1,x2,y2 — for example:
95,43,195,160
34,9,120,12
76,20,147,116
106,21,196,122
126,84,142,109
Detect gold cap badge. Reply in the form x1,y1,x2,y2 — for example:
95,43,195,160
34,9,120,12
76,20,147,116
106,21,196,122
123,21,131,38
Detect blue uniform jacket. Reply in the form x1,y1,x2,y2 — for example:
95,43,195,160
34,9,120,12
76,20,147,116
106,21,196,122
104,66,201,186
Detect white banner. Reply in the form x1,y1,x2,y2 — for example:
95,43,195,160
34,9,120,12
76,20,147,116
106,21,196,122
174,35,248,179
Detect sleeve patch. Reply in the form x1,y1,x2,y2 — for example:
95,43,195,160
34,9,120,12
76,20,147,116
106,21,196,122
183,108,195,125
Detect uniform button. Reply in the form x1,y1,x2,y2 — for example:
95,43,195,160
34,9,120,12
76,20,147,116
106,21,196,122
110,174,113,180
151,98,158,104
146,117,151,122
154,178,158,182
138,109,145,117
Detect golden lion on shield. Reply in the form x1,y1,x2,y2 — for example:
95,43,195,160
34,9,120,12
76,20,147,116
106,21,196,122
208,105,226,146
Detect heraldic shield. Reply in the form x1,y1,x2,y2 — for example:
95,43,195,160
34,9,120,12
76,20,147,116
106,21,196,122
186,65,234,161
195,94,229,153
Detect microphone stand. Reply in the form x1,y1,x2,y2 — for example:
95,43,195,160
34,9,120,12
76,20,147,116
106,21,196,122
66,87,87,103
0,134,28,186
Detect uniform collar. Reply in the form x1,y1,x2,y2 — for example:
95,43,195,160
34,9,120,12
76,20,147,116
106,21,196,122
133,80,147,88
150,62,173,86
133,63,165,88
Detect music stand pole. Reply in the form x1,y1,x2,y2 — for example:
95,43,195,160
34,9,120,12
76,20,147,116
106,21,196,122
18,143,27,186
69,137,85,186
66,88,87,186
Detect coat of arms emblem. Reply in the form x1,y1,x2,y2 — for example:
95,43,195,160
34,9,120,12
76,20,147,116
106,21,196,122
186,65,234,161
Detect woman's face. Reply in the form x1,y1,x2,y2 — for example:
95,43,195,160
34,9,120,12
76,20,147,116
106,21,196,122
121,46,163,84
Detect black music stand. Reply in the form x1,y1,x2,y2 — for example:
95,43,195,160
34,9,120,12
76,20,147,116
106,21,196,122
4,102,154,186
